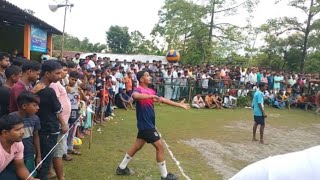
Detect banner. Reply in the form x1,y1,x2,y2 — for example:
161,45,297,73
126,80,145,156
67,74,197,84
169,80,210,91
30,25,47,53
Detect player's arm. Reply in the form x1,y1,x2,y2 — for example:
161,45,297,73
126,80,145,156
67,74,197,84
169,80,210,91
258,103,265,115
159,97,190,110
13,159,39,180
132,92,158,100
258,94,266,117
120,95,129,103
33,130,41,168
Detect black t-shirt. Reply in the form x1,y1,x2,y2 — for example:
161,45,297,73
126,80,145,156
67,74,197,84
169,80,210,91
0,86,10,117
115,93,125,108
96,78,102,91
36,86,62,135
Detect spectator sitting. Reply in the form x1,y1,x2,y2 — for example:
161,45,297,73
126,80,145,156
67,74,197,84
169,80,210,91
214,92,223,108
286,84,292,96
264,90,274,105
296,93,307,109
223,92,237,108
115,89,135,110
205,92,216,109
274,92,286,109
237,85,249,97
192,94,205,109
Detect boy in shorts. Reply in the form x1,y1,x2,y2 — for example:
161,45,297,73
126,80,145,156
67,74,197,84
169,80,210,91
116,70,190,180
252,82,268,144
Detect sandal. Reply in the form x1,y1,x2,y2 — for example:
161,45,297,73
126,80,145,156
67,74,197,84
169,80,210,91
48,172,57,179
67,149,81,155
63,154,73,161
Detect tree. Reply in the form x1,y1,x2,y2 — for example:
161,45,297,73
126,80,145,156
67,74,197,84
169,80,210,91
305,51,320,73
52,34,107,53
152,0,259,64
129,30,147,53
262,0,320,71
152,0,212,63
205,0,258,47
106,26,131,53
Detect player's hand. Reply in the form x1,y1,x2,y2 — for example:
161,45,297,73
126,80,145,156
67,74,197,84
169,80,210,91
31,83,45,93
35,156,42,169
263,113,267,118
61,124,69,134
66,86,71,93
180,102,190,110
151,95,160,101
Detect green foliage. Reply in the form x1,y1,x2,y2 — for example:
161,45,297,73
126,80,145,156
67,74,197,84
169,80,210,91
152,0,258,64
237,96,252,107
305,51,320,73
53,34,106,52
106,26,131,54
129,30,163,55
261,0,320,71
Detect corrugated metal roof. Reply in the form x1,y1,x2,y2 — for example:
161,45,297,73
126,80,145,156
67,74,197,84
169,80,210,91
0,0,62,35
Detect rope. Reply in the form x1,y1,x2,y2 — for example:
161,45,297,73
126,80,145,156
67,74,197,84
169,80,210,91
26,100,95,180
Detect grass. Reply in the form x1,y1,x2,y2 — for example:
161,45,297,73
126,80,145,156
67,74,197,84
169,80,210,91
59,104,319,180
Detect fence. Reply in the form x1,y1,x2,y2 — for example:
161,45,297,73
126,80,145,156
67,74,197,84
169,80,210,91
148,77,320,104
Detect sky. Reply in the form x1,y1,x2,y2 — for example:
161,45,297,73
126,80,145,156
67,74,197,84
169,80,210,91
7,0,306,47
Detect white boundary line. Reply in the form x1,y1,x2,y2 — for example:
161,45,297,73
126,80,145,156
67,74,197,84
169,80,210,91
160,132,191,180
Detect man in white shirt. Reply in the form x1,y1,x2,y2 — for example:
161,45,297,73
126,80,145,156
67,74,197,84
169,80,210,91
249,69,257,87
111,67,120,95
192,94,205,109
122,60,129,72
87,54,96,69
240,69,246,84
72,53,80,65
201,71,210,90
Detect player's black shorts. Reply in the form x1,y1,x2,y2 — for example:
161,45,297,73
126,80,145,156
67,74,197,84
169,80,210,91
254,116,265,126
137,128,161,144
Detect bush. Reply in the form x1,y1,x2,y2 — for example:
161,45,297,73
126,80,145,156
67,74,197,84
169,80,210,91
237,96,252,107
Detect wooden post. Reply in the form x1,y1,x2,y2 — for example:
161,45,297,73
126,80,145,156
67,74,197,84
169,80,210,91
47,34,53,57
23,24,31,60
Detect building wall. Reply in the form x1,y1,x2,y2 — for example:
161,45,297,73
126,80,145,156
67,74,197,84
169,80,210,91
0,25,24,53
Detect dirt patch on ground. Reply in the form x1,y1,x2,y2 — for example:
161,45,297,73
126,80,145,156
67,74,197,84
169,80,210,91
183,120,320,180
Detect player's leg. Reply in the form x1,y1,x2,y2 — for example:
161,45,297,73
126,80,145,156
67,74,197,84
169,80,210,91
252,121,258,141
260,125,265,144
127,138,146,157
116,138,146,175
152,139,178,180
152,139,165,162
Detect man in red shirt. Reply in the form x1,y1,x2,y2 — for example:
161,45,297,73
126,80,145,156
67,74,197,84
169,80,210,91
9,60,44,113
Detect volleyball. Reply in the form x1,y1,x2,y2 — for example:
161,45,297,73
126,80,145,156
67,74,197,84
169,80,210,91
166,50,180,63
73,137,82,146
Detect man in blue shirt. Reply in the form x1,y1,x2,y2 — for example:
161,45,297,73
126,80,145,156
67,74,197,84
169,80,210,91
252,82,267,144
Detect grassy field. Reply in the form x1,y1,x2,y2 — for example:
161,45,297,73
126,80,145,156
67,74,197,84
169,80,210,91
60,105,320,180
